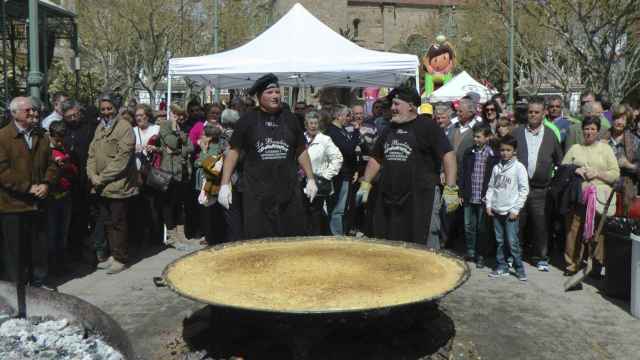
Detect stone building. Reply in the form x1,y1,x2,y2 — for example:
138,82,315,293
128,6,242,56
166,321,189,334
272,0,460,51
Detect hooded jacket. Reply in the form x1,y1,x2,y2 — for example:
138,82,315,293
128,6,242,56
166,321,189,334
485,158,530,215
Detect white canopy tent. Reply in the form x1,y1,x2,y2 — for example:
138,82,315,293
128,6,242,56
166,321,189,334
167,3,419,105
428,71,497,103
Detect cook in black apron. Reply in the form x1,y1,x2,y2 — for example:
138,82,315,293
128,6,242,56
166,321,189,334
356,85,458,244
218,74,318,239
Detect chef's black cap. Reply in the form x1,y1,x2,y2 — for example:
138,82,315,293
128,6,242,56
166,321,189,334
387,85,421,107
248,73,279,96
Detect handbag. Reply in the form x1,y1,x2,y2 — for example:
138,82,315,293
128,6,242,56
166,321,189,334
136,128,172,192
146,166,173,192
315,176,333,197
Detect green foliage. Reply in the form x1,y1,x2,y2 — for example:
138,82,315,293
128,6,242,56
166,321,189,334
48,61,104,106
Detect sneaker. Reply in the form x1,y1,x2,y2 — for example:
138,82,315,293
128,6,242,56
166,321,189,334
517,272,528,281
507,258,514,269
106,260,127,275
488,269,509,278
97,256,113,270
537,261,550,272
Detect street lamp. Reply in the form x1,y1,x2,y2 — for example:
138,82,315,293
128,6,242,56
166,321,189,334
213,0,220,102
508,0,515,111
28,0,43,99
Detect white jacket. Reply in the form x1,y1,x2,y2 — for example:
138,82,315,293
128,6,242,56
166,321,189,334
306,132,343,180
485,158,529,215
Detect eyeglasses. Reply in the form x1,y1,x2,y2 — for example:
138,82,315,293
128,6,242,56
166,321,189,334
485,108,496,112
20,108,34,113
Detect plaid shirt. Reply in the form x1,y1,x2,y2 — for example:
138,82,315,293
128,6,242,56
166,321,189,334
470,145,492,204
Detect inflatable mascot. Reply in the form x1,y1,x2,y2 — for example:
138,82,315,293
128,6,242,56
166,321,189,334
421,35,455,99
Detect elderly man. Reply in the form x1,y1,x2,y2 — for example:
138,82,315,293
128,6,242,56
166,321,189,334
218,73,317,239
434,103,455,137
0,96,57,290
564,101,609,152
356,86,458,244
87,93,139,274
512,97,563,272
42,92,68,131
449,98,480,172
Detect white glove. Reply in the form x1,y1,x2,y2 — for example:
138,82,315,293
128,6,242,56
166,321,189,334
303,179,318,202
217,183,232,209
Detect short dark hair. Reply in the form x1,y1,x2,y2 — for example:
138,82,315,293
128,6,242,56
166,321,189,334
527,96,545,107
49,120,66,138
499,134,517,149
472,123,492,137
581,116,601,131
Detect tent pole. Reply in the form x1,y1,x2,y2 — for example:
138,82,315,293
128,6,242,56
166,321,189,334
167,75,172,117
415,67,421,103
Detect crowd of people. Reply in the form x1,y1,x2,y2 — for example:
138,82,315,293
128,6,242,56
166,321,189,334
1,73,639,291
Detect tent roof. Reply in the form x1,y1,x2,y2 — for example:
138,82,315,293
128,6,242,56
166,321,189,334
169,3,418,88
428,71,496,103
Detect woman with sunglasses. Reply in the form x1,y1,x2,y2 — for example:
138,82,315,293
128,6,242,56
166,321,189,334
481,99,502,134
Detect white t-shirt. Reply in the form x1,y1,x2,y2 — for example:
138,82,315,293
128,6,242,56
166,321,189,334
133,124,160,170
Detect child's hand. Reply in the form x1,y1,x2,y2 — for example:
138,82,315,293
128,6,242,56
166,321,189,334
486,208,493,217
508,212,518,221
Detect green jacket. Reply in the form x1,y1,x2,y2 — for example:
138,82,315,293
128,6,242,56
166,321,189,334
158,120,194,182
87,115,139,199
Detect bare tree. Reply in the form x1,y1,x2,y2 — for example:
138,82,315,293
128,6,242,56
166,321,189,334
485,0,640,102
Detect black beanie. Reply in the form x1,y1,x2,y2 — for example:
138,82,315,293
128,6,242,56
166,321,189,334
387,85,421,107
248,73,279,97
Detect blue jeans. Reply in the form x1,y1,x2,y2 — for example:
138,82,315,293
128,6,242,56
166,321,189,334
493,214,524,273
464,203,486,259
330,180,350,235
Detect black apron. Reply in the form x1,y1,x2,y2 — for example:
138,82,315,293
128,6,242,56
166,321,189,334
241,112,305,239
372,122,436,244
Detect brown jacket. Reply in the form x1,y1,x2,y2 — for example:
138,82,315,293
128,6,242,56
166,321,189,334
87,115,139,199
0,122,58,213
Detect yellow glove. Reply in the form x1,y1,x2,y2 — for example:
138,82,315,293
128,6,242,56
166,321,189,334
356,181,372,205
443,185,460,213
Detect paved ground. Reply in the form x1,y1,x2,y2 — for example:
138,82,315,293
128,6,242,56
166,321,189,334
57,246,640,360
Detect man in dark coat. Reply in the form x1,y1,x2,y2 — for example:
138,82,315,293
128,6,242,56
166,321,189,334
61,99,98,262
0,96,58,289
512,97,563,271
218,74,317,239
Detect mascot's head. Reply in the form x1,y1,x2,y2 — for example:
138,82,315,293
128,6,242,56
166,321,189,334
423,35,455,75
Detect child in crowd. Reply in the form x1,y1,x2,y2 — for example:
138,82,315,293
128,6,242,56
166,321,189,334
47,120,78,273
459,124,498,268
194,125,226,245
485,134,530,281
496,117,513,140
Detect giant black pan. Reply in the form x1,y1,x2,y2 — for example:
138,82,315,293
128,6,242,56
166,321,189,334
163,236,470,317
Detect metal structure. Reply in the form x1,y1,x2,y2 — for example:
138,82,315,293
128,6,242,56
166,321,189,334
507,0,515,111
0,0,78,107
